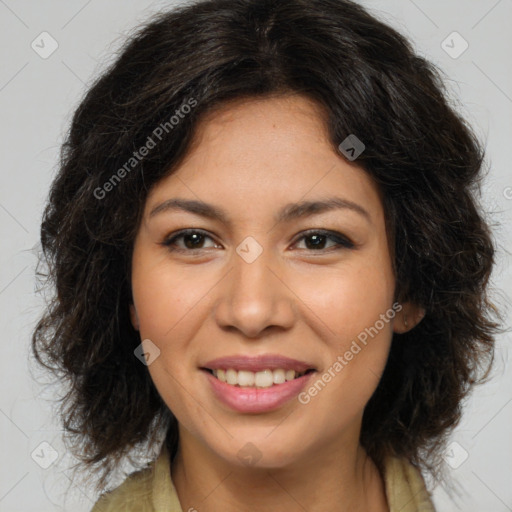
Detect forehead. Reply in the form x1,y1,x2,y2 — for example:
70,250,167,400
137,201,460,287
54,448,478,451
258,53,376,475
144,94,384,226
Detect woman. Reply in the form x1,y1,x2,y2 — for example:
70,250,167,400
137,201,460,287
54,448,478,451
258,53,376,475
32,0,499,510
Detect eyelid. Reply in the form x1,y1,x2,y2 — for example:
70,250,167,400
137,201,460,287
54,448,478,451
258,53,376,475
161,228,356,252
292,229,355,249
162,228,220,249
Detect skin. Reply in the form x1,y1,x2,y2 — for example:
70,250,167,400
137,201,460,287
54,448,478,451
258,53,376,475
129,94,424,512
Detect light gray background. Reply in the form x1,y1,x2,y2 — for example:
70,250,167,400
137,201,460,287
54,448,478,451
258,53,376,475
0,1,511,510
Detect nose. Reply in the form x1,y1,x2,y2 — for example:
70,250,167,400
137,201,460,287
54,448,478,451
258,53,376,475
213,242,296,339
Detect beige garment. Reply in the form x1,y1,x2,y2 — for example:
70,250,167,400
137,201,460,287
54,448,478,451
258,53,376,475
91,444,436,512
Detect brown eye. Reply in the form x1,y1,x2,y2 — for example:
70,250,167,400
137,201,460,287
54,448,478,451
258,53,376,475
161,228,354,254
162,229,219,251
293,230,355,251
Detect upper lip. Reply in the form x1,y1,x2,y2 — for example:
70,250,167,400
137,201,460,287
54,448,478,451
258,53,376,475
201,354,317,373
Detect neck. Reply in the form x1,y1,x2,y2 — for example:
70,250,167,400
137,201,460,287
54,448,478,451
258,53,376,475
170,428,389,512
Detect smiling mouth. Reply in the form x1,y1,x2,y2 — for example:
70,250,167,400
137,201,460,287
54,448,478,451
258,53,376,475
202,368,316,388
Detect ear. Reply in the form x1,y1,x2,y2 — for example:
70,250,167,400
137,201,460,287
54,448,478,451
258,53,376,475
129,303,140,331
393,302,425,334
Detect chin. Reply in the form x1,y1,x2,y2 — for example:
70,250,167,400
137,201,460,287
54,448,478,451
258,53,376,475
203,430,309,470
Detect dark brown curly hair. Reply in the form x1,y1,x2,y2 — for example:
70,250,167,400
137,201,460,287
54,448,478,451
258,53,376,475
32,0,500,493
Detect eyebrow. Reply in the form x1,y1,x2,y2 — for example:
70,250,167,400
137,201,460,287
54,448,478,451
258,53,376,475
148,197,371,224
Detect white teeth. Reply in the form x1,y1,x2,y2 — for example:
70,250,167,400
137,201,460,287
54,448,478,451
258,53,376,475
237,370,255,387
254,370,273,388
273,369,286,384
226,368,238,385
211,368,310,387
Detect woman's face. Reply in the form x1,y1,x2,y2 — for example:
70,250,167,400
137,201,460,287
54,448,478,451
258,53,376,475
130,94,409,468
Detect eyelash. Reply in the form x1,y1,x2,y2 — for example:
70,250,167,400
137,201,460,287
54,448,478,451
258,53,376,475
161,228,355,253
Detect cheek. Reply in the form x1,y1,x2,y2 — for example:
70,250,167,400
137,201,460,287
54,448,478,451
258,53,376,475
292,257,395,344
131,251,204,341
131,264,203,428
130,249,220,411
131,254,186,368
291,255,395,408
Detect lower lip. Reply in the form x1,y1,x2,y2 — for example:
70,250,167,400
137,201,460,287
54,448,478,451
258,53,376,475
203,370,316,413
